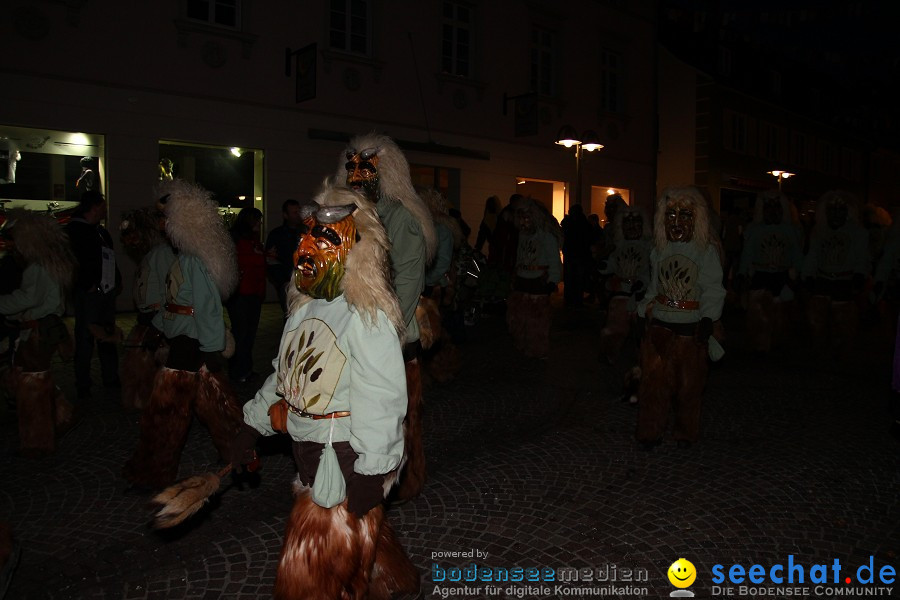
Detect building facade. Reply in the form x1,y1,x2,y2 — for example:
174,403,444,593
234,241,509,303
0,0,658,307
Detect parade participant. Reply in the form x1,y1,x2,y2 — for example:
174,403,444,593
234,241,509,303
338,133,436,501
122,179,243,490
597,206,652,405
598,205,652,365
635,186,726,449
801,190,870,357
118,204,175,410
737,189,804,353
229,181,419,600
420,187,464,383
506,195,562,359
0,209,76,457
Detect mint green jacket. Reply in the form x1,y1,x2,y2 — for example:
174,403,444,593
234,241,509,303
242,295,407,476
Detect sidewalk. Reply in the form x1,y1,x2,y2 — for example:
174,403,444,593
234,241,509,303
0,300,897,599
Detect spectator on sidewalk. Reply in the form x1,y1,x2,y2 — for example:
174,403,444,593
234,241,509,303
64,190,120,400
265,198,316,318
228,207,266,383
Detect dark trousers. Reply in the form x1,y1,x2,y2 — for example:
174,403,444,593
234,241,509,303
227,294,263,380
73,288,119,394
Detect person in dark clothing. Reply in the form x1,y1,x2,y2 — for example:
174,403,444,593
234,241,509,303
264,198,315,317
561,204,592,307
228,207,266,383
64,190,120,400
474,196,501,255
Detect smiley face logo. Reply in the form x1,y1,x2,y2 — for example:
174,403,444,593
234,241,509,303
668,558,696,588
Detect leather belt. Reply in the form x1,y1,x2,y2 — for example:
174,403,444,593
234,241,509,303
656,294,700,310
165,303,194,316
287,404,351,420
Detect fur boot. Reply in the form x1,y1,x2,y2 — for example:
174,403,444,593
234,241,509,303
394,359,426,502
14,370,55,457
275,485,382,600
507,291,551,358
121,325,162,411
599,296,631,363
746,290,775,352
123,368,196,489
368,517,421,600
194,367,245,463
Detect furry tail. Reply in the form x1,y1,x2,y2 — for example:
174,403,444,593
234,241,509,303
150,464,232,528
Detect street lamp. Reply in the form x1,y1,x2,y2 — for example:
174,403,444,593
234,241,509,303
767,169,795,190
555,126,603,208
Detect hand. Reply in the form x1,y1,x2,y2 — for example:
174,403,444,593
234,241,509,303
695,317,713,345
346,473,385,518
229,423,260,473
200,350,224,373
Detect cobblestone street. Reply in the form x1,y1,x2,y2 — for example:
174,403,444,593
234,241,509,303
1,299,897,599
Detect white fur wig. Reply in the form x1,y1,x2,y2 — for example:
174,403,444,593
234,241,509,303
612,205,652,246
4,208,75,288
511,195,563,247
287,181,405,341
338,133,437,262
158,179,237,298
753,189,791,225
815,190,860,234
653,186,712,252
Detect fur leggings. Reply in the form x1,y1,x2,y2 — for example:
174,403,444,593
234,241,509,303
122,366,243,489
275,485,419,600
636,325,709,444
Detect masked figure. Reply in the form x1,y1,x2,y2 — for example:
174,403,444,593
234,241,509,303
0,209,76,457
122,179,243,490
635,186,726,449
801,190,869,357
119,205,175,410
738,189,803,352
230,182,419,600
597,206,652,403
338,133,436,502
506,196,562,359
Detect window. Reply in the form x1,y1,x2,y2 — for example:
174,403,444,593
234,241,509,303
530,26,556,96
792,132,809,167
600,48,623,113
723,111,747,153
760,122,781,161
0,124,104,208
441,1,472,77
186,0,240,29
718,46,732,76
410,164,460,210
158,141,265,220
330,0,371,55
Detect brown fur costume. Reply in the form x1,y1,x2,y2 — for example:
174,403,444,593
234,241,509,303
338,135,437,503
119,206,169,411
270,183,419,599
0,209,76,456
636,186,725,446
123,180,242,489
120,326,163,411
505,196,560,359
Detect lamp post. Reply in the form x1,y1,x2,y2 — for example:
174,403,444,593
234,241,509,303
767,169,795,190
555,126,603,208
